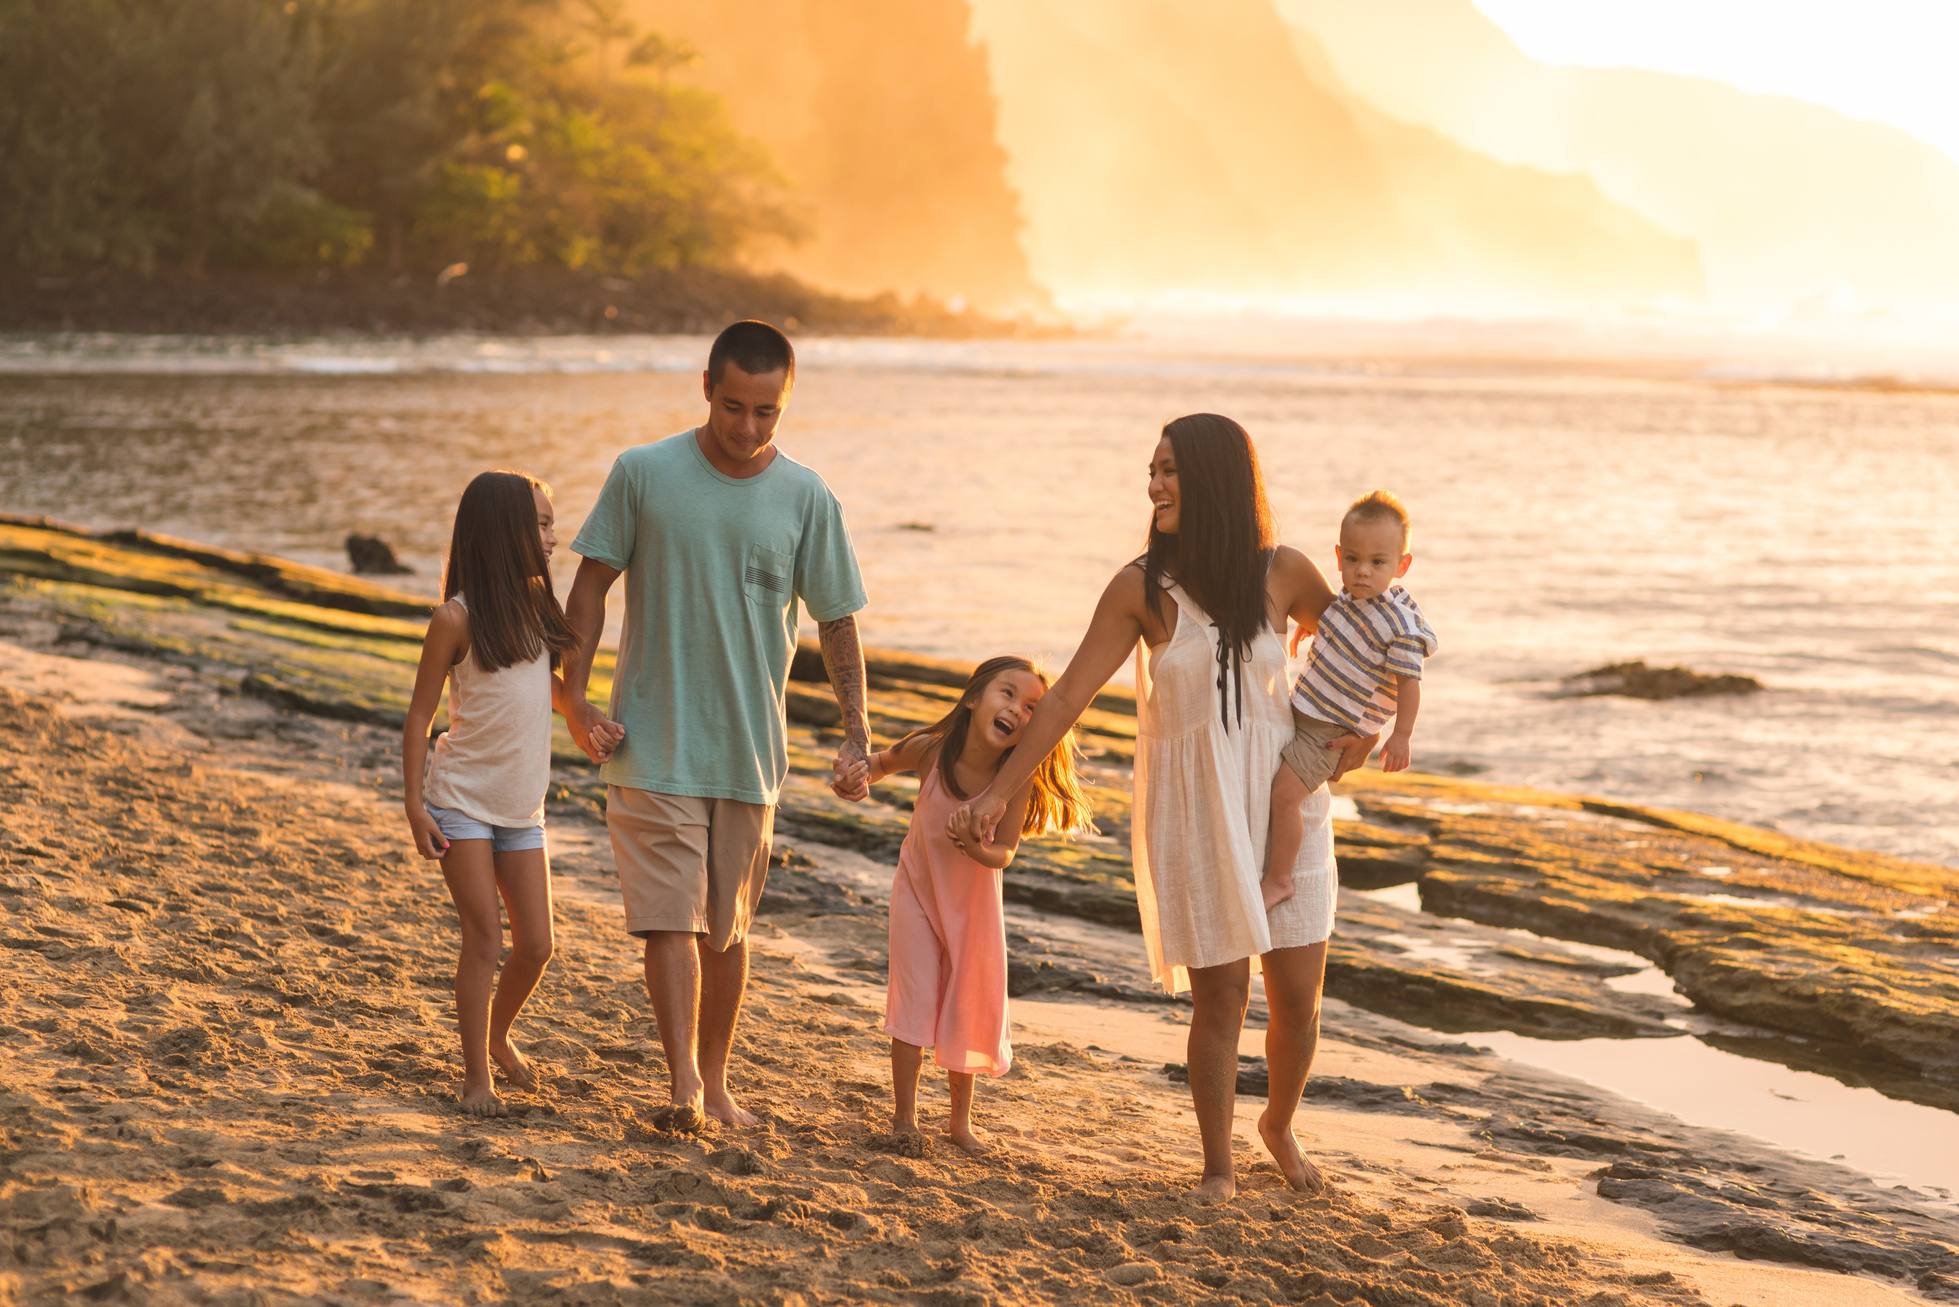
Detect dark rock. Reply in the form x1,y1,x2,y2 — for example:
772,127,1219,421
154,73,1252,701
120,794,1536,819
345,534,412,574
1561,660,1763,700
1466,1198,1541,1221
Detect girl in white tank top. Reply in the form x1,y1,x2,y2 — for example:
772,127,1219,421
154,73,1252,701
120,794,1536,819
401,471,623,1118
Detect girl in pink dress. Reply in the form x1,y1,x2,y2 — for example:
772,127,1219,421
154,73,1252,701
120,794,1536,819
860,656,1093,1153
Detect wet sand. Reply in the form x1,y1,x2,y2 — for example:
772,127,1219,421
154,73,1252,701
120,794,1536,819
0,637,1936,1306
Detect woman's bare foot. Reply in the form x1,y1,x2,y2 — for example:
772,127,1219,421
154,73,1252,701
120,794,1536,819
459,1074,507,1118
704,1089,759,1128
945,1124,991,1156
1260,877,1296,912
489,1036,537,1092
1185,1171,1236,1205
1257,1109,1326,1194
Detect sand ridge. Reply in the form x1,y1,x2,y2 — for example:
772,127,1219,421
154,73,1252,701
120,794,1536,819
0,676,1747,1306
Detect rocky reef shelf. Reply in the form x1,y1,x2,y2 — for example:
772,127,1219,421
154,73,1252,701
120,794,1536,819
4,510,1956,1113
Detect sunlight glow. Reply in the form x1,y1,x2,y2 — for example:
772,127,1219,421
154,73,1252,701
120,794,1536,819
1475,0,1959,163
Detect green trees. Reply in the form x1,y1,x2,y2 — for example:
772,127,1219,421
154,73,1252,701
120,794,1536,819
0,0,794,275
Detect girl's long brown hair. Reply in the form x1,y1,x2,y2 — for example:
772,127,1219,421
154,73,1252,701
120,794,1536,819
905,655,1095,839
1141,414,1277,728
442,470,579,672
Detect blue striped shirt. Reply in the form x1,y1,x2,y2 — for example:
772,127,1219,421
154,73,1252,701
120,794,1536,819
1291,586,1437,734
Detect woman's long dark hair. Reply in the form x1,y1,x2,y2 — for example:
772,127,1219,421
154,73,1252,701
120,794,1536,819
442,470,579,672
1142,414,1277,728
902,655,1094,838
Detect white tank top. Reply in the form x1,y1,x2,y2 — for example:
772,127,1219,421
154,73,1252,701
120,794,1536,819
423,595,553,828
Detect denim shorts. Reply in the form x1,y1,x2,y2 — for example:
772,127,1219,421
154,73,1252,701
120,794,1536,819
424,803,546,853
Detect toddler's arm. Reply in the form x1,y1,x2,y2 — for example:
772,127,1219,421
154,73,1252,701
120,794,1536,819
402,604,467,860
1380,676,1420,773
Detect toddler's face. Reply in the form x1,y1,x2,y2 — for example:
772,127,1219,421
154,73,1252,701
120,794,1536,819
970,669,1046,751
1334,519,1410,600
534,485,557,561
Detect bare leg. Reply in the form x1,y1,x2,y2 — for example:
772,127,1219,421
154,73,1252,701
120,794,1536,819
643,930,705,1121
1258,941,1329,1194
945,1071,988,1154
1262,765,1310,912
486,846,553,1092
890,1040,925,1135
697,935,758,1126
439,840,507,1118
1185,959,1252,1204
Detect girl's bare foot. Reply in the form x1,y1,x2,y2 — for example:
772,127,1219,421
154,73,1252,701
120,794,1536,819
459,1074,508,1118
1185,1172,1235,1205
946,1124,991,1156
489,1036,537,1092
1260,878,1295,912
1257,1109,1325,1194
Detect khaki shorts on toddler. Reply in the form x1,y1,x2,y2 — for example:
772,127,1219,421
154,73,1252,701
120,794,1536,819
607,786,773,951
1279,709,1356,793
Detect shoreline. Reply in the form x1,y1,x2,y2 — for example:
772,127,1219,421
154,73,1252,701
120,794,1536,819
0,644,1938,1306
0,267,1058,340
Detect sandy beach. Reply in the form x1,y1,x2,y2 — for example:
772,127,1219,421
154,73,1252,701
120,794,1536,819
0,613,1939,1306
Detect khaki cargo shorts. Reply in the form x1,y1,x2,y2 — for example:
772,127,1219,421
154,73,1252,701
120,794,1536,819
607,786,773,951
1278,710,1356,793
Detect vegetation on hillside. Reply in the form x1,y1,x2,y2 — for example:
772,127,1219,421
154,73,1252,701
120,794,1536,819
0,0,799,277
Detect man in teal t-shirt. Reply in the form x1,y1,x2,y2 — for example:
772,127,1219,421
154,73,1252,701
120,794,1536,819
562,320,870,1131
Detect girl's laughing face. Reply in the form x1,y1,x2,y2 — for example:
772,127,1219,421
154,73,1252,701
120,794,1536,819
969,668,1045,750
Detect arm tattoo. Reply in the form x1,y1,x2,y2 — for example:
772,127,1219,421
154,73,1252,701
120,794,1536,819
817,615,870,748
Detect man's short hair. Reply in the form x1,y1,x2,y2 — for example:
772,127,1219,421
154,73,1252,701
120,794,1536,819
707,320,795,388
1343,489,1412,551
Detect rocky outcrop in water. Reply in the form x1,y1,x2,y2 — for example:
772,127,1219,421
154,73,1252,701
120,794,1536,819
1560,660,1764,700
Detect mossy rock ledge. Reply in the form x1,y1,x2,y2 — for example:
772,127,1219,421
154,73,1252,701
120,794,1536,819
4,512,1956,1098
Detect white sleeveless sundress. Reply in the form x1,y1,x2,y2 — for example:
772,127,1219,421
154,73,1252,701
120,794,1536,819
1131,583,1337,994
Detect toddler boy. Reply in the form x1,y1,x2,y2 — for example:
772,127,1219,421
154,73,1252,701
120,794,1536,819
1263,490,1437,911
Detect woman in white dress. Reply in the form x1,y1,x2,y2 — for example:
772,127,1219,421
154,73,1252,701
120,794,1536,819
957,414,1374,1203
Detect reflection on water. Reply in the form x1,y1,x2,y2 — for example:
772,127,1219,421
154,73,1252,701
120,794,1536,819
1466,1028,1959,1207
3,334,1957,869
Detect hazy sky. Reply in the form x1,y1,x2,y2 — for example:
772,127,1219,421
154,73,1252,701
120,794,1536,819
1475,1,1959,163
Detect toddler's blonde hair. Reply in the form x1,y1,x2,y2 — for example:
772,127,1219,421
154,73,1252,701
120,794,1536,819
1342,489,1412,551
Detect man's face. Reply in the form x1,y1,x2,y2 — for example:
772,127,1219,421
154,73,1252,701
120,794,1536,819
701,362,791,467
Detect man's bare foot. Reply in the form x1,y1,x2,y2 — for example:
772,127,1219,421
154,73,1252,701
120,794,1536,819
459,1076,507,1118
1257,1109,1326,1194
489,1036,537,1092
704,1089,759,1128
945,1124,991,1156
891,1115,924,1139
1260,878,1296,912
1185,1172,1235,1205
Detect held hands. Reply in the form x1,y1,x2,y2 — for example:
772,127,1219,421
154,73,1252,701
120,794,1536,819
406,805,451,861
831,738,871,801
1380,732,1412,773
569,700,626,764
951,790,1010,849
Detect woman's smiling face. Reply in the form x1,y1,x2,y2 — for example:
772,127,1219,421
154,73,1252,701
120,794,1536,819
969,668,1046,751
1148,435,1180,534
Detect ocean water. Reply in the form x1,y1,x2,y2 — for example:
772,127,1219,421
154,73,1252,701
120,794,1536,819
4,332,1957,867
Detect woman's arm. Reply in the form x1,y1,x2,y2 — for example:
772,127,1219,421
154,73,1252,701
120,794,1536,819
1269,545,1378,777
959,566,1149,844
949,777,1037,869
1271,544,1336,636
402,603,467,860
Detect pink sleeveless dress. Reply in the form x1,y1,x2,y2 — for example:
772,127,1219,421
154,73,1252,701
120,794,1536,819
882,764,1013,1075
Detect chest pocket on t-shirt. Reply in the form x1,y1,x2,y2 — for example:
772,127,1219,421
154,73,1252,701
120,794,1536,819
742,544,794,608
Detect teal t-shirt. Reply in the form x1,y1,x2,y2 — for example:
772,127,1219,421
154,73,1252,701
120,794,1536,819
571,431,867,804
